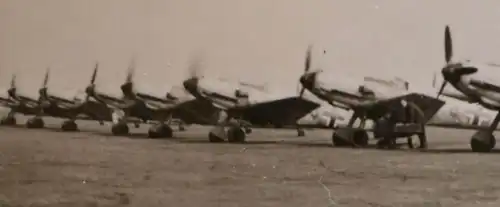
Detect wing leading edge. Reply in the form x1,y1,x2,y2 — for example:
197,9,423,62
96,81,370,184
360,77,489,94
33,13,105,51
230,97,321,127
362,93,445,123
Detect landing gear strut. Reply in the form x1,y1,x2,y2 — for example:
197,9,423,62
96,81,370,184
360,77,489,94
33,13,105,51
332,129,369,147
297,128,305,137
331,112,369,147
26,117,44,129
178,124,186,131
1,114,16,125
148,123,173,138
111,123,129,136
468,112,500,153
208,111,248,143
61,120,78,131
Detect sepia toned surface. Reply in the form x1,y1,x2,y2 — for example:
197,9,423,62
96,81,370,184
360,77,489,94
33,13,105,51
2,0,500,96
1,117,500,207
3,1,500,206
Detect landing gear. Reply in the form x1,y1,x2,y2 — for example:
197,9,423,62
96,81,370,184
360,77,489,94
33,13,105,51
227,126,246,143
469,112,500,153
207,110,248,143
61,120,78,131
178,124,186,131
297,128,305,137
470,130,496,153
244,127,252,134
26,117,44,129
331,129,369,147
1,116,16,125
208,126,247,143
111,123,129,136
148,124,173,138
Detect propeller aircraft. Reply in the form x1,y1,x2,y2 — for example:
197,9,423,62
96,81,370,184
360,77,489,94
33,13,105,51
298,46,445,149
182,56,321,143
1,69,111,130
84,61,216,138
435,25,500,152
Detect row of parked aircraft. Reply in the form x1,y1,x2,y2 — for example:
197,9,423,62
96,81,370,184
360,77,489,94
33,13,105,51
1,25,499,152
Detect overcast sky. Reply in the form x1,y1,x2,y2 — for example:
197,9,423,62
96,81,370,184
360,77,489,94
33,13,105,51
1,0,500,96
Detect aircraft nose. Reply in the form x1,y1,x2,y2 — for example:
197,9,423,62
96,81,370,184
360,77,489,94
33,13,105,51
7,88,16,98
38,88,48,99
183,77,199,95
120,82,133,94
299,71,317,89
85,85,95,96
442,65,478,81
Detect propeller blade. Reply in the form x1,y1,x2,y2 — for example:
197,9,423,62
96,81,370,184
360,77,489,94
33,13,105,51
305,45,312,73
126,58,135,83
43,68,50,88
187,54,203,79
445,25,453,63
299,87,306,98
432,72,436,88
10,74,16,88
437,80,447,98
91,62,98,84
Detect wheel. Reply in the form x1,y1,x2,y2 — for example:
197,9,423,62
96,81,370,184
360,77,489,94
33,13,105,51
208,132,225,143
297,129,305,137
417,133,428,149
178,125,186,131
148,124,173,138
111,123,129,136
244,127,252,134
352,130,369,147
376,137,397,150
1,116,16,125
407,136,415,149
227,126,246,143
26,117,44,129
332,131,351,147
61,120,78,131
470,131,496,153
134,122,140,128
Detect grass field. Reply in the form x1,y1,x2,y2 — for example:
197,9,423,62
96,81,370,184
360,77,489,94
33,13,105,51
1,117,500,207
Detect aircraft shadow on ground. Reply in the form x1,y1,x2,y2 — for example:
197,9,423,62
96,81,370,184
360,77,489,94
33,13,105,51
8,124,500,154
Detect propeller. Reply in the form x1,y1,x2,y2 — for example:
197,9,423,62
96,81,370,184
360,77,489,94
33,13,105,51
297,45,312,98
7,74,17,98
436,25,453,98
187,54,203,79
38,68,50,101
85,62,99,101
37,68,51,111
437,25,478,98
182,53,205,95
120,58,136,96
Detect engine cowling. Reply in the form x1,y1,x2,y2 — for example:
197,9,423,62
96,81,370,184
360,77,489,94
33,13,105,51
234,89,249,98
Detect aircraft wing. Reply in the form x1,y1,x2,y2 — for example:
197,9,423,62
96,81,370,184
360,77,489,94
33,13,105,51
362,93,445,123
230,97,321,126
169,99,220,125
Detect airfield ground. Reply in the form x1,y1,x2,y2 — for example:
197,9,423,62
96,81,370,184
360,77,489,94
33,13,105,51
1,117,500,207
